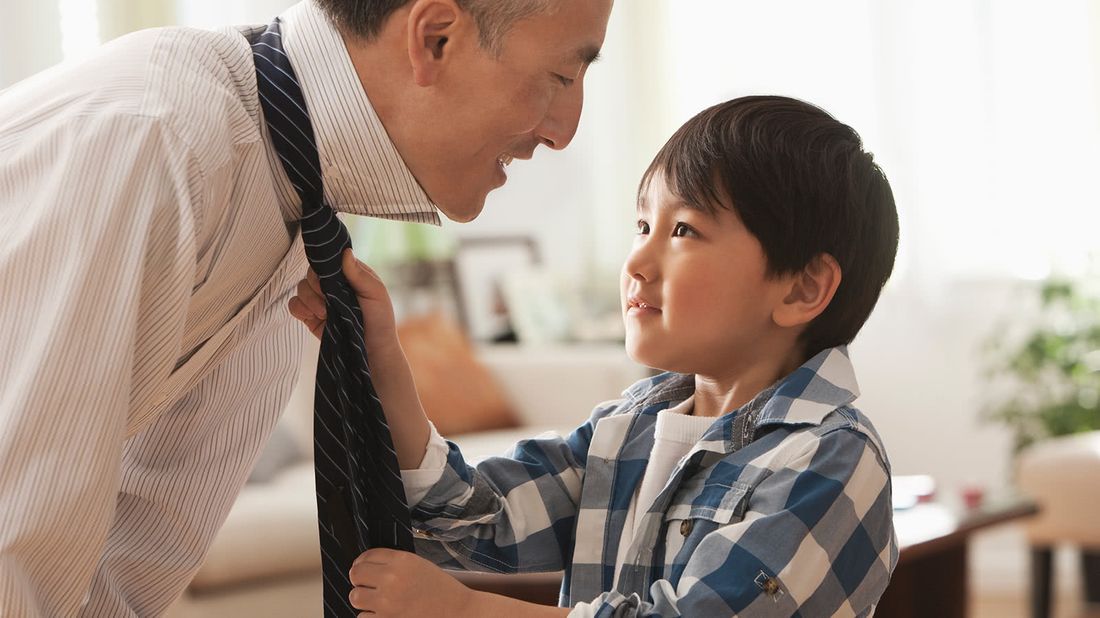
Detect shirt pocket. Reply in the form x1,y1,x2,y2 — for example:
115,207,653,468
661,480,753,580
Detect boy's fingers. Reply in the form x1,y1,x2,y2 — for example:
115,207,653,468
287,296,311,321
341,249,377,298
306,267,322,296
287,297,324,340
296,278,326,318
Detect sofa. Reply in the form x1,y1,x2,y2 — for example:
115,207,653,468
166,340,648,618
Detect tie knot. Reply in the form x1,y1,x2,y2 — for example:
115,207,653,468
300,205,352,280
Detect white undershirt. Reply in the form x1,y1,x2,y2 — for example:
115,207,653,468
612,395,714,588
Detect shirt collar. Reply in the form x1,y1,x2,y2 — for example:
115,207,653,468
276,0,440,225
754,345,860,426
625,346,861,452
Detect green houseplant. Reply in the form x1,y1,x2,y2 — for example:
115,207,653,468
983,277,1100,608
983,278,1100,453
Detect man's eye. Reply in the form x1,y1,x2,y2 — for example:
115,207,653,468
636,220,650,235
554,74,575,87
672,222,697,238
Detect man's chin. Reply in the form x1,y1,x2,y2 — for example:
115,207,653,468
435,193,488,223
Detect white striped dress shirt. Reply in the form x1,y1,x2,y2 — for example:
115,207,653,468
0,1,437,615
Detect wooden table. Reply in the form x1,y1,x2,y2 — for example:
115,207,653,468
450,497,1039,615
876,497,1038,618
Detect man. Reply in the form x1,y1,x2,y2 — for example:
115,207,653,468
0,0,612,615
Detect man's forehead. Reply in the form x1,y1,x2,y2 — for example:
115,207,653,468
541,0,609,65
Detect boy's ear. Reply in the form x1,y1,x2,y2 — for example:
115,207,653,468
406,0,464,87
773,253,842,329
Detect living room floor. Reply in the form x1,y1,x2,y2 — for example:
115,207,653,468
974,593,1100,618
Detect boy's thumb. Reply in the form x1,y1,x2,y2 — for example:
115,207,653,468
341,249,369,294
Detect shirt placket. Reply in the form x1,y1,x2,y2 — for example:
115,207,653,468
615,448,709,595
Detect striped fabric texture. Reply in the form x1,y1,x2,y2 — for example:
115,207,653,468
407,347,899,617
251,19,414,618
0,1,436,615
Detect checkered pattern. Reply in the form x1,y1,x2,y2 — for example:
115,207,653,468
409,347,898,616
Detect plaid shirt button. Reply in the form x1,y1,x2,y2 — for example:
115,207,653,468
680,519,694,536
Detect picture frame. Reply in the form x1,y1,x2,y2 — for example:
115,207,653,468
450,236,541,342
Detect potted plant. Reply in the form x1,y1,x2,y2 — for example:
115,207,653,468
983,278,1100,452
983,277,1100,609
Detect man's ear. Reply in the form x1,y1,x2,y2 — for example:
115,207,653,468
773,253,842,328
406,0,464,87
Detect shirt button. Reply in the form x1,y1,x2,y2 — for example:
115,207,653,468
680,520,694,536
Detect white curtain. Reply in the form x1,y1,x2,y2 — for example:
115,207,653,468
660,0,1100,287
0,2,63,88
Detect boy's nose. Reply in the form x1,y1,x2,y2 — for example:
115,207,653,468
623,246,655,283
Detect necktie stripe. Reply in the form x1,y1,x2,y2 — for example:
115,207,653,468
254,41,296,70
303,224,345,250
254,80,318,150
301,205,334,226
250,18,414,618
262,118,322,188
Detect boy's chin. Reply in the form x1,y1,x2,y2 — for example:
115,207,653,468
625,342,684,375
624,341,656,371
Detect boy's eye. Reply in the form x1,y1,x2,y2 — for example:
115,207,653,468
672,222,697,238
636,220,650,235
554,73,575,87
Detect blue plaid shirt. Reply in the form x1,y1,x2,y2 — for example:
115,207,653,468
409,347,898,616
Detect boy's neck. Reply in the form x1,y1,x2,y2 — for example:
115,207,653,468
691,343,806,418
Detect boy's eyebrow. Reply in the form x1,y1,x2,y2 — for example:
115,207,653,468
638,196,700,215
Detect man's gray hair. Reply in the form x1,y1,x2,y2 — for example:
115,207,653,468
316,0,556,54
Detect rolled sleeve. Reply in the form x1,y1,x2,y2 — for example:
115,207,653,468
401,421,448,506
408,400,622,574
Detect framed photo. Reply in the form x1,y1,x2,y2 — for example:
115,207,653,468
451,236,541,342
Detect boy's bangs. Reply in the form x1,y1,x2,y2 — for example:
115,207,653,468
638,115,729,217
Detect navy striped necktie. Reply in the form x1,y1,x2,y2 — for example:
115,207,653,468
250,19,414,617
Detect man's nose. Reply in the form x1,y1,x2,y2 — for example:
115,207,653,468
535,79,584,150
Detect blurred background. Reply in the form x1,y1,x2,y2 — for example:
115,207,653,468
5,1,1100,616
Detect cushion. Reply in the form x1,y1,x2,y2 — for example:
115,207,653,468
247,422,304,484
191,464,320,589
397,312,519,435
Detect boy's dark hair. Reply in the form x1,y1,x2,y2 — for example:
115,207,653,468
315,0,553,54
641,95,899,357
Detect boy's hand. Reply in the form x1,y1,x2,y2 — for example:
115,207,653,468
348,548,474,617
287,249,399,355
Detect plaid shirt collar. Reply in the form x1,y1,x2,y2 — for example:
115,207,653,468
620,346,861,456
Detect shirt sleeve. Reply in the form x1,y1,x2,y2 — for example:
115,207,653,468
401,421,449,505
408,400,623,574
0,113,201,617
568,427,897,617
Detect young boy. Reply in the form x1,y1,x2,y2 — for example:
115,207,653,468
290,95,900,616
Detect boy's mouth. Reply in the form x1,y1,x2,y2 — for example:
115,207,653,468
627,295,661,312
